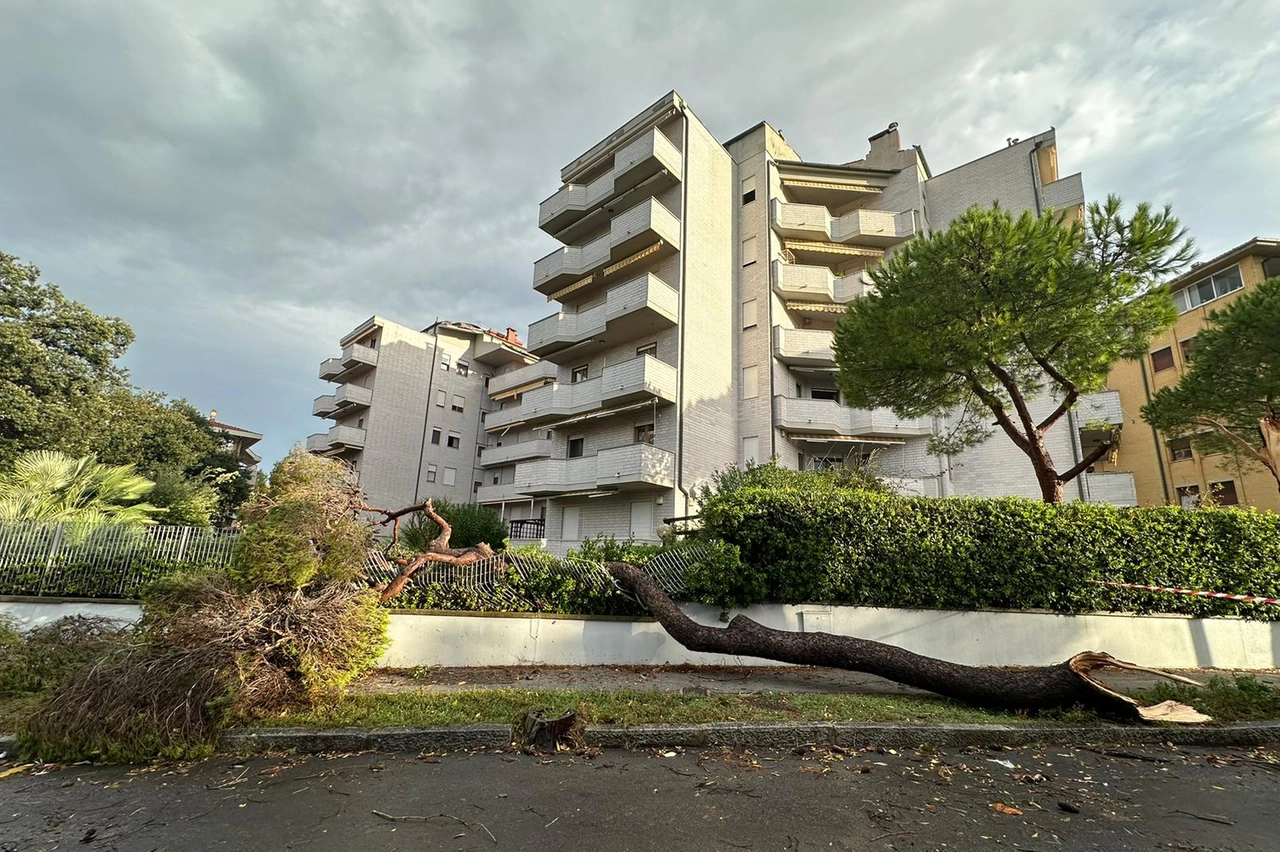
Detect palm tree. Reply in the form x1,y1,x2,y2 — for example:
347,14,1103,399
0,451,163,525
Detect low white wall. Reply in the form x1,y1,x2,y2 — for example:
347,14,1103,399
5,598,1278,670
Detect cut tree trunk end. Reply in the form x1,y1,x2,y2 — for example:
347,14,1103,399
606,562,1209,723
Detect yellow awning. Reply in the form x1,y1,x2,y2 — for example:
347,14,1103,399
548,274,594,303
781,179,882,193
603,241,663,276
485,418,527,434
784,240,884,258
489,379,551,402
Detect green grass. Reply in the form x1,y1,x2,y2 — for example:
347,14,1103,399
257,688,1054,730
1132,676,1280,723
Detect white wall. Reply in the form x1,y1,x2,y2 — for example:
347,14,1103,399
9,599,1275,670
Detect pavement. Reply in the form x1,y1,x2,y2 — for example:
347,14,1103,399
3,742,1279,851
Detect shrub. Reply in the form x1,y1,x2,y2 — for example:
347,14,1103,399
696,487,1280,619
568,534,665,565
0,616,130,698
695,458,891,505
401,500,508,551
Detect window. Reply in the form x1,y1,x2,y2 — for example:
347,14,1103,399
1176,484,1200,509
1150,346,1175,372
1179,337,1200,362
811,387,840,402
741,235,758,267
742,436,759,464
356,417,364,429
1168,436,1193,461
425,464,437,483
442,466,457,487
1264,257,1280,280
457,360,469,377
571,364,589,383
430,428,441,445
434,389,445,407
480,411,486,423
492,474,499,485
451,394,465,413
636,341,658,358
741,175,757,205
742,298,757,329
634,423,655,445
473,481,481,493
484,376,491,389
440,353,451,371
447,432,461,449
796,382,803,397
1172,265,1244,313
477,446,483,457
1210,480,1239,506
741,365,758,399
568,437,585,458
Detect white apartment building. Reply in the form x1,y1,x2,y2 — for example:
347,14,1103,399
480,91,1135,553
308,317,534,512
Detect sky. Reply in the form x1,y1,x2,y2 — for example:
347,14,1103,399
2,0,1277,468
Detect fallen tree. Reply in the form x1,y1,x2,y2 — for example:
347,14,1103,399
363,498,499,602
606,561,1207,722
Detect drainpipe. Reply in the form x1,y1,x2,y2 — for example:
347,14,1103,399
674,110,691,517
1066,408,1087,502
766,159,778,462
1138,358,1172,504
1028,141,1044,216
412,318,441,502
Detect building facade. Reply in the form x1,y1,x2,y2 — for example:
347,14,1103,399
481,91,1133,553
308,317,534,512
1100,238,1280,512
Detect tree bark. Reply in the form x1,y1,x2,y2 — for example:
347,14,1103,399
365,499,498,603
606,562,1204,720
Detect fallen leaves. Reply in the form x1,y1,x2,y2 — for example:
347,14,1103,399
991,802,1024,816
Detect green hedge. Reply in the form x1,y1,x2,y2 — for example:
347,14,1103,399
693,488,1280,620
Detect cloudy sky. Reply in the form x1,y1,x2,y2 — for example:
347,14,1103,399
2,0,1276,467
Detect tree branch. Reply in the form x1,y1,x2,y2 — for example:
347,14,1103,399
968,378,1032,454
1059,438,1116,483
985,360,1039,440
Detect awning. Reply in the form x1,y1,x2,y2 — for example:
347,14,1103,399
489,379,551,402
485,418,527,434
781,179,882,193
543,400,655,430
603,241,663,277
784,240,884,258
785,432,905,445
784,302,847,314
548,274,594,302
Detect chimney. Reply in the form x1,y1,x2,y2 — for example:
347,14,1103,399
209,409,218,421
867,122,901,161
506,327,522,345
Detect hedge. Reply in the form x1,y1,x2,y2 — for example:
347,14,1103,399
693,488,1280,620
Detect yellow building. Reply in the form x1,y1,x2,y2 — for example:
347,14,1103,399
1101,237,1280,511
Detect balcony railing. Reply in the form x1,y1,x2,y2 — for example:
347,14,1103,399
305,425,367,453
772,200,914,248
540,128,684,235
513,444,676,496
475,482,528,504
488,360,559,399
500,355,677,429
773,326,836,367
1083,471,1137,507
1042,173,1085,215
772,261,873,304
1077,390,1124,451
533,198,681,296
527,273,678,357
312,384,373,418
319,343,378,382
480,438,555,469
775,396,932,438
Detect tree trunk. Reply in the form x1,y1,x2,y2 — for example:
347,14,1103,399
363,499,498,603
606,562,1206,721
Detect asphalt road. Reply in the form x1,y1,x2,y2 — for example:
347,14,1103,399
2,742,1278,851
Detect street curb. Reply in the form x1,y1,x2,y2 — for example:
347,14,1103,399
217,721,1280,755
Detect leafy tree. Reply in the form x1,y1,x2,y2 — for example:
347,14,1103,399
834,197,1194,502
1143,276,1280,494
0,450,163,525
0,252,134,466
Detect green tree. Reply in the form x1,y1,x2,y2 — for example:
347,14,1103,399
1143,276,1280,495
0,252,134,466
834,197,1194,503
0,450,163,525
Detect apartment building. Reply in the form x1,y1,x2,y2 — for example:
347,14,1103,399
308,316,534,512
1099,237,1280,512
481,91,1134,552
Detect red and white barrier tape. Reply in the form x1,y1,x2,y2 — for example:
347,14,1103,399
1090,579,1280,606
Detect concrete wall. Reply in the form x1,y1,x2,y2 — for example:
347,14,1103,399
6,598,1277,670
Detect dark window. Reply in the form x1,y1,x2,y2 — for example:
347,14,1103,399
742,189,756,204
484,376,491,389
1150,346,1175,372
1168,436,1193,461
480,411,487,422
1179,337,1200,362
636,342,658,358
1263,257,1280,280
430,428,441,445
447,433,461,449
811,388,840,402
571,364,589,383
492,474,499,485
473,481,481,493
1210,480,1239,506
440,353,451,371
634,423,655,445
356,417,364,429
457,361,470,377
477,446,483,457
568,437,585,458
1176,484,1200,509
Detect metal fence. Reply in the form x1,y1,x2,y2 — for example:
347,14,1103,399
0,521,239,598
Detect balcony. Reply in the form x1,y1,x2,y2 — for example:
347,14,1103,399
527,273,678,359
480,438,554,469
533,198,681,297
489,360,558,400
1042,172,1085,216
773,326,836,368
513,444,676,496
319,343,378,382
1077,390,1124,451
305,425,366,454
475,482,528,504
1083,471,1137,507
311,384,373,418
540,128,683,237
491,356,677,431
772,200,914,248
775,396,932,439
773,261,873,304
